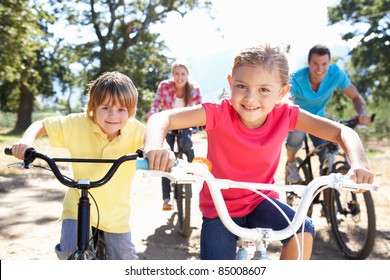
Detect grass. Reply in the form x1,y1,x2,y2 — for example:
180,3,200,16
0,130,22,145
366,149,382,158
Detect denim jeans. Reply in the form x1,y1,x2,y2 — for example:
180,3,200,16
54,219,138,260
285,129,327,165
162,128,194,200
200,198,316,260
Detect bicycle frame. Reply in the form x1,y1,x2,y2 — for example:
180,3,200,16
167,129,194,237
136,158,378,260
168,127,197,160
168,129,185,158
297,136,346,181
4,147,143,260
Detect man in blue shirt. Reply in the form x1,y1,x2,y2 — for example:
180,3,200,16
285,44,371,183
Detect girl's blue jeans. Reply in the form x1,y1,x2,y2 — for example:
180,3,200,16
162,128,194,200
200,198,316,260
54,219,138,260
285,129,327,166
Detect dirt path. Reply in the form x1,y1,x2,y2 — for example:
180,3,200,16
1,133,389,260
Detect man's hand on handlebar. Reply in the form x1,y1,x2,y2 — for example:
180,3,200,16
354,114,373,126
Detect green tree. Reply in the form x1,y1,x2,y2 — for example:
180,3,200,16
0,0,56,132
327,0,389,102
1,0,211,131
50,0,210,120
49,40,87,115
327,0,390,139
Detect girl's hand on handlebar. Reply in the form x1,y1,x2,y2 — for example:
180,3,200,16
347,167,375,193
144,148,176,172
11,143,31,160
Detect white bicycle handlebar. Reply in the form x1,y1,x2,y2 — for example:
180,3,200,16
136,158,378,243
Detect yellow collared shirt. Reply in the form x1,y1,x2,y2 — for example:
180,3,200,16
43,113,145,233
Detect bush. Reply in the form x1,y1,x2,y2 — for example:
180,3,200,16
0,112,16,131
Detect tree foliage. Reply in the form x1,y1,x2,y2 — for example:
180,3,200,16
327,0,390,139
0,0,55,131
0,0,210,131
327,0,390,102
49,0,210,120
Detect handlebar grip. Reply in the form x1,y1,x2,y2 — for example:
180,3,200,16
136,158,149,170
4,147,12,155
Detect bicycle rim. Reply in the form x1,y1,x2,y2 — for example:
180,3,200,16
328,166,376,259
175,184,192,237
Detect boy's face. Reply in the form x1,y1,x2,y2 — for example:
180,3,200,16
95,96,129,141
228,64,289,129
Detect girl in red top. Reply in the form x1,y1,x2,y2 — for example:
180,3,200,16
143,44,374,260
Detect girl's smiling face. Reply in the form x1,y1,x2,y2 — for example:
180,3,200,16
95,96,129,141
228,64,289,129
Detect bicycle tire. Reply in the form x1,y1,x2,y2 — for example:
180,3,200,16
92,227,108,260
175,183,192,237
285,157,314,216
328,165,376,259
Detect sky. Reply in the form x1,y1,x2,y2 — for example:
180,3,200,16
150,0,360,101
48,0,362,104
153,0,354,65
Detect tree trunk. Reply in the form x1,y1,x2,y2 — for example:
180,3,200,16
14,81,33,132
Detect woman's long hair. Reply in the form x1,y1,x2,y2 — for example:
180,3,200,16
171,61,194,107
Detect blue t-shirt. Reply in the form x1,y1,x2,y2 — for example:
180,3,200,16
289,64,351,116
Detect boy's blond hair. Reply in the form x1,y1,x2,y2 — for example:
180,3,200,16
86,71,138,119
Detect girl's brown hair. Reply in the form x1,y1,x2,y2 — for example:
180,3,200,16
232,43,290,87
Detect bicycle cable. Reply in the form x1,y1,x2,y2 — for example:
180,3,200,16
245,188,303,259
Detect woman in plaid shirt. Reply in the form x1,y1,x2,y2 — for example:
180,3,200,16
147,61,202,210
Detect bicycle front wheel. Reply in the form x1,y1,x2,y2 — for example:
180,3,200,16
328,165,376,259
175,183,192,237
286,157,315,216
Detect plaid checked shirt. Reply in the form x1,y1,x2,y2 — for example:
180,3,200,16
146,79,202,120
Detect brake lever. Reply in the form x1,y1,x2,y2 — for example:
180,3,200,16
7,162,34,169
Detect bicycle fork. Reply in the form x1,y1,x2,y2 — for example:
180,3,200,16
236,232,270,260
69,188,98,260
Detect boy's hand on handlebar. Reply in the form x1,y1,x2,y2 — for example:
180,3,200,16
144,148,176,172
11,143,31,160
346,167,375,193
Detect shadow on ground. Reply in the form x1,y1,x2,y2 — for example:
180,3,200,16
0,174,64,240
137,212,199,260
136,215,388,260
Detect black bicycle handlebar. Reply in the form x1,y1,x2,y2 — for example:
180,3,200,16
4,147,144,189
4,147,14,156
339,114,375,129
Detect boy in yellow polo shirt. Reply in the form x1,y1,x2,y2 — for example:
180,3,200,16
10,71,145,260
